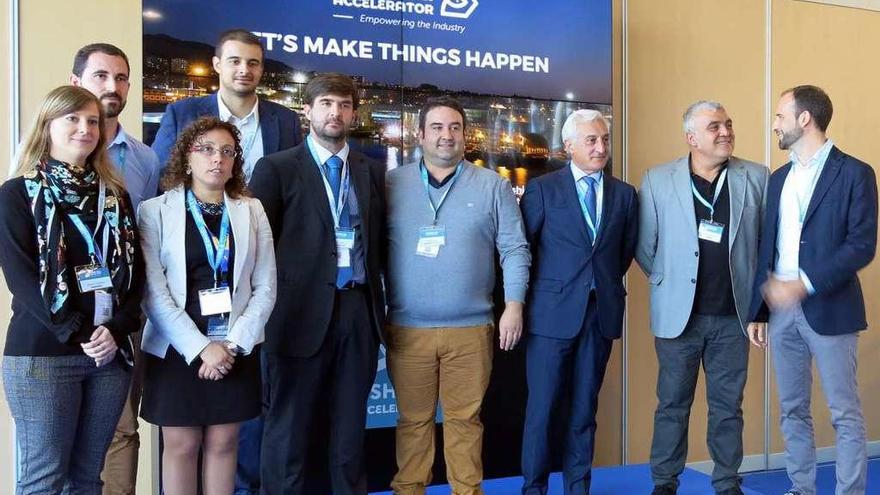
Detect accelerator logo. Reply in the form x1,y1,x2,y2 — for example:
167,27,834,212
440,0,479,19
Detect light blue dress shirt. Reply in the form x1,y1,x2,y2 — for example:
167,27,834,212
108,124,161,216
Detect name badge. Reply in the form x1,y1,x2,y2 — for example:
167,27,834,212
199,286,232,316
93,289,114,326
206,316,229,341
698,219,725,243
75,264,113,292
416,226,446,258
335,228,355,268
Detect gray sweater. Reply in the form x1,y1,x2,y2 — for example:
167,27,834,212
386,162,531,327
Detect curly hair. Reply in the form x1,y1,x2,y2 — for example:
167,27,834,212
160,116,249,198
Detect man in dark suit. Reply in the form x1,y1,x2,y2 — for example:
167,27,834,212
151,29,301,182
250,73,385,495
520,109,638,495
748,85,877,495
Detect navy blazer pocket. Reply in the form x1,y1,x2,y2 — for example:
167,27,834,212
533,278,563,293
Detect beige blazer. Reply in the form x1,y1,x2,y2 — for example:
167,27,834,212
138,186,277,363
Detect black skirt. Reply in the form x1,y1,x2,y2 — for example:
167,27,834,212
140,202,261,426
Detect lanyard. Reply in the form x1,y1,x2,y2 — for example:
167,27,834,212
186,190,231,287
307,136,350,228
420,160,463,226
690,168,728,222
240,121,260,159
117,145,127,174
69,181,109,265
576,173,601,239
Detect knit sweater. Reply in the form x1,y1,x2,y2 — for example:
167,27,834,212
385,162,530,327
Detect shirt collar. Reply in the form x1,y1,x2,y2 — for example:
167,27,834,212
217,93,259,125
107,123,128,149
790,139,834,170
570,162,603,184
308,134,350,166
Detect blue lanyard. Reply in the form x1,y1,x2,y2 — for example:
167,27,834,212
117,145,127,174
69,181,109,265
576,173,601,239
690,168,727,222
307,136,350,228
420,160,463,225
186,190,231,287
241,122,260,159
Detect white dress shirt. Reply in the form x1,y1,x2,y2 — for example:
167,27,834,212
774,139,834,292
217,94,263,183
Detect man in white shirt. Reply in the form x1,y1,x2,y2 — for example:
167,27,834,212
748,85,878,495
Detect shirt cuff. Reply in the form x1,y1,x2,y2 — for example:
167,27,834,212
799,269,816,295
503,285,527,304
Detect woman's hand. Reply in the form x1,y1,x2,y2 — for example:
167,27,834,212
81,326,118,367
198,342,235,380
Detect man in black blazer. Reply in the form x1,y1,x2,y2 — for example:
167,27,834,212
250,73,385,495
748,85,877,495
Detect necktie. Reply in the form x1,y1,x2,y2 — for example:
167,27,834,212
582,175,598,241
326,156,352,288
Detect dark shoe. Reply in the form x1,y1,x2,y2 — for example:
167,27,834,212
782,491,802,495
717,487,744,495
651,485,676,495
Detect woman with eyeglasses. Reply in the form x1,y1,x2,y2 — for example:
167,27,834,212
0,85,143,493
138,116,276,495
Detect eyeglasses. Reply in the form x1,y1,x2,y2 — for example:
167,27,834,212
191,144,237,159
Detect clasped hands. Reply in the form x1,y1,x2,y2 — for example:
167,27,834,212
198,341,236,381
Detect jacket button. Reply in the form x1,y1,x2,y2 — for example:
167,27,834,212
694,251,699,257
691,278,696,284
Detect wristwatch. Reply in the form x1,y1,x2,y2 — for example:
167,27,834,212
224,340,244,355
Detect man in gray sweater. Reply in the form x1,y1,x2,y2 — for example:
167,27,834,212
385,96,531,495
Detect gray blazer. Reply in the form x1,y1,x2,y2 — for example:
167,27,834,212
636,156,768,338
139,187,277,363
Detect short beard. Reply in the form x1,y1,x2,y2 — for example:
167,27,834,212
777,127,803,150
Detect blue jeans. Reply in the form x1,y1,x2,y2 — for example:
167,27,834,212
3,355,130,495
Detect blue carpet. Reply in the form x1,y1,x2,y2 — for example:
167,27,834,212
742,456,879,494
370,463,765,494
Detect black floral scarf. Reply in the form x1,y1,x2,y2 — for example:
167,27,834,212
23,159,137,323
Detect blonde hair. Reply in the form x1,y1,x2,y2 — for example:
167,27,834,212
15,85,125,195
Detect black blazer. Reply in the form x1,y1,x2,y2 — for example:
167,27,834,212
250,143,386,357
749,146,877,335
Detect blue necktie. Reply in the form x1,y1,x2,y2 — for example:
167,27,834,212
582,175,598,242
326,156,353,288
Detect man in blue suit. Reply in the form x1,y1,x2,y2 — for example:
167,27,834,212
520,109,638,495
151,29,302,183
748,85,877,495
151,28,302,495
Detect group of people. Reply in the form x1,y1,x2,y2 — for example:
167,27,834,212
0,27,874,495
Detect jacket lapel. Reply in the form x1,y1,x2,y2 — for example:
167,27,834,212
161,187,187,301
556,168,593,250
592,175,614,247
348,152,371,254
802,147,843,226
672,157,698,236
301,144,336,232
258,100,280,155
726,160,746,247
225,193,250,291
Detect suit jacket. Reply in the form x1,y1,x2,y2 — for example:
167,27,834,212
138,187,277,364
748,146,878,335
521,167,638,340
151,94,302,168
637,156,769,338
249,142,386,358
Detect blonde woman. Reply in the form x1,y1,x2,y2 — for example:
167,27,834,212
139,116,276,495
0,85,144,493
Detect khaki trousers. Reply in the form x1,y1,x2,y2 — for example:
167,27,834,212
387,324,494,495
101,331,143,495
